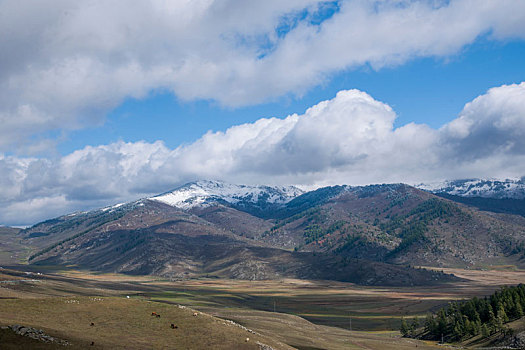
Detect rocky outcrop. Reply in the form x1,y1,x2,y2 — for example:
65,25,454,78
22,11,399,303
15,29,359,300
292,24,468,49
256,341,276,350
1,325,69,345
507,331,525,349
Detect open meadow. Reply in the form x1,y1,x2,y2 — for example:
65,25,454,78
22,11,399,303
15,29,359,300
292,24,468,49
1,265,524,349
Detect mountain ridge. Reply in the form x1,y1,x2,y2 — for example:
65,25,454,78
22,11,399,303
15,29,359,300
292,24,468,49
418,177,525,199
10,179,525,286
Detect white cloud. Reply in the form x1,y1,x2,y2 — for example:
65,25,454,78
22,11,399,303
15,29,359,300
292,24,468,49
441,82,525,158
1,0,525,152
2,82,525,226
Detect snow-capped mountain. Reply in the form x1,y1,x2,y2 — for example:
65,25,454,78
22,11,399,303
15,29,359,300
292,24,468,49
149,180,304,209
418,178,525,199
18,179,525,282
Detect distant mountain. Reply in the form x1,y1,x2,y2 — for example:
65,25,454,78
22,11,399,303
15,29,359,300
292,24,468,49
11,180,525,285
418,178,525,218
418,178,525,199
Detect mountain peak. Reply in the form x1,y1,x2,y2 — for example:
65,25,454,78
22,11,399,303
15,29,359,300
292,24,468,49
149,180,304,209
417,177,525,199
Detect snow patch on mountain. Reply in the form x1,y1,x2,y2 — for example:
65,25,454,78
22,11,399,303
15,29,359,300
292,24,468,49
149,180,304,209
101,202,126,212
418,177,525,199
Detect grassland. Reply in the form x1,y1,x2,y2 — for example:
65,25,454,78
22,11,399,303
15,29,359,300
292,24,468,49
141,268,525,332
0,266,524,349
0,296,291,349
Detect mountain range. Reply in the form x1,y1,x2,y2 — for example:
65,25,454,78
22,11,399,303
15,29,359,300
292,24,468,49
419,177,525,199
7,178,525,286
418,177,525,218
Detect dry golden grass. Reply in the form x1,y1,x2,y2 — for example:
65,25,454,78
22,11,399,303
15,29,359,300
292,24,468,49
194,306,443,350
0,296,291,349
435,267,525,286
1,266,521,349
58,270,161,282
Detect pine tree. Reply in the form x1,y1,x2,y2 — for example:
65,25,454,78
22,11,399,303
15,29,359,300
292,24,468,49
481,323,489,338
410,318,419,337
473,310,481,324
453,322,462,340
488,305,497,333
496,304,507,333
425,313,437,335
465,319,472,337
400,318,410,337
497,303,509,323
437,309,448,336
516,301,524,319
473,320,481,336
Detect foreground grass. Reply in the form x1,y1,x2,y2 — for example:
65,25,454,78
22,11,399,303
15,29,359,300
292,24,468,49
0,296,288,349
0,296,440,350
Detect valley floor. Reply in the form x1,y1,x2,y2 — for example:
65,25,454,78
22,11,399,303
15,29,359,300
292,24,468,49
0,265,524,349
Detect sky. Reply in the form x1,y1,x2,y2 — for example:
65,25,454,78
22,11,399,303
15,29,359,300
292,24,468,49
1,0,525,226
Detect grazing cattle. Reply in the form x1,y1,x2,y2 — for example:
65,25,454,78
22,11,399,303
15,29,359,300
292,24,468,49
193,312,198,317
170,324,178,329
156,314,161,318
151,312,158,317
90,322,94,326
90,341,95,346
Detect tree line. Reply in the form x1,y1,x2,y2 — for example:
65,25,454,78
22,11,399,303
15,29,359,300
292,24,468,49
401,284,525,341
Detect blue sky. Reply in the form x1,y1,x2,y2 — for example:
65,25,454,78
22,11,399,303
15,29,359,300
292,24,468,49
2,0,525,225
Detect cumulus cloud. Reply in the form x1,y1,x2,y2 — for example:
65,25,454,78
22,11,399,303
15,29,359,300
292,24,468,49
2,82,525,226
442,83,525,157
1,0,525,152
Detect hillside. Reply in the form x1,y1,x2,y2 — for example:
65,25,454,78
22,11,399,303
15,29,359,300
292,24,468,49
435,193,525,218
12,180,525,285
26,200,450,286
264,184,525,268
0,226,23,265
